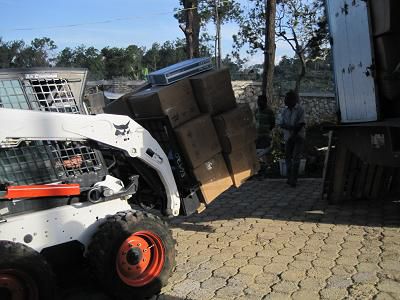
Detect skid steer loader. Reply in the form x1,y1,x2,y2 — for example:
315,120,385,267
0,69,188,299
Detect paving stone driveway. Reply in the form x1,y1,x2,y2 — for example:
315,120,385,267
159,178,400,300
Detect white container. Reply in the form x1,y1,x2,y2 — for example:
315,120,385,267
279,159,306,177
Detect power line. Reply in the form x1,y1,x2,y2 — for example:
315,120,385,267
3,6,198,32
3,0,237,32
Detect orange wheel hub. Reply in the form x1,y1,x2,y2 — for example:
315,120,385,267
116,231,165,287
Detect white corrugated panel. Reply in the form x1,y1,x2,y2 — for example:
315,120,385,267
327,0,378,123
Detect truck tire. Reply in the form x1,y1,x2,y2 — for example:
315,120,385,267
87,210,176,299
0,241,56,300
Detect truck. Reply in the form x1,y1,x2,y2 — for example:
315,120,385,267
322,0,400,202
0,69,183,300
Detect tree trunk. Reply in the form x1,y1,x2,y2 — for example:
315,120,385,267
294,52,306,93
215,0,222,68
261,0,276,105
181,0,200,59
193,3,200,57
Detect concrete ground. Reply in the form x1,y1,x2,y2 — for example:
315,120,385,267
64,178,400,300
160,178,400,300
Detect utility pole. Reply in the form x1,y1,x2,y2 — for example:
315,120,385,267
214,0,222,69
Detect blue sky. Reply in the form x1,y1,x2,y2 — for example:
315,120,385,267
0,0,292,65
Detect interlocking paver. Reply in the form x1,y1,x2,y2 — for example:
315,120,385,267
291,290,320,300
150,179,400,300
377,280,400,294
264,262,289,274
352,272,379,284
186,268,213,282
375,293,398,300
239,264,264,275
215,284,245,298
280,269,306,282
201,277,227,290
348,283,378,299
299,277,326,290
271,280,299,294
213,266,238,278
306,266,332,280
330,265,357,276
263,292,291,299
319,287,348,300
170,279,200,298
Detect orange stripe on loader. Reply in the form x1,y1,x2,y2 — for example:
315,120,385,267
1,184,81,199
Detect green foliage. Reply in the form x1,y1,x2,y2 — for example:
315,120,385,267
277,0,329,59
233,0,266,56
57,46,104,80
100,45,145,79
0,37,201,80
270,128,285,163
274,54,334,94
233,0,329,91
175,0,241,28
0,37,57,68
175,0,241,58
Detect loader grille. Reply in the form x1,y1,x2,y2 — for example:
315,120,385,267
0,141,104,185
24,78,81,113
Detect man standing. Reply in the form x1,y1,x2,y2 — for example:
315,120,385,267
279,91,305,187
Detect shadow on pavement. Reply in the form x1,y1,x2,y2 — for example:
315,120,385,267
169,178,400,232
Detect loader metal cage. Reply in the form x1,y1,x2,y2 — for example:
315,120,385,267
0,69,107,188
25,78,81,113
0,141,104,186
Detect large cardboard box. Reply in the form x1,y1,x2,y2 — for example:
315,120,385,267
128,79,200,128
190,68,237,115
224,142,260,188
104,97,134,117
193,153,233,204
174,114,222,169
213,104,257,153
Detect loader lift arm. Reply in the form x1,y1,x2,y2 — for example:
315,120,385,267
0,108,181,217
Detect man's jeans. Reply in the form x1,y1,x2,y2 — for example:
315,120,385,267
285,135,305,184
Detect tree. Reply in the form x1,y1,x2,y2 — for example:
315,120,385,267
273,53,333,93
0,38,25,68
263,0,277,104
101,45,145,79
15,37,57,67
176,0,201,58
176,0,241,60
143,43,161,72
233,0,276,105
221,54,243,76
276,0,328,92
56,46,105,80
0,37,57,68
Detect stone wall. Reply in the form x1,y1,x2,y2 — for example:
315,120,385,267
232,81,337,126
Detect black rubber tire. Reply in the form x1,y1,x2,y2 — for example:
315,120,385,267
87,210,176,300
0,241,56,300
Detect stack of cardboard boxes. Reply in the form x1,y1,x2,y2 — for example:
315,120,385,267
105,68,258,206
